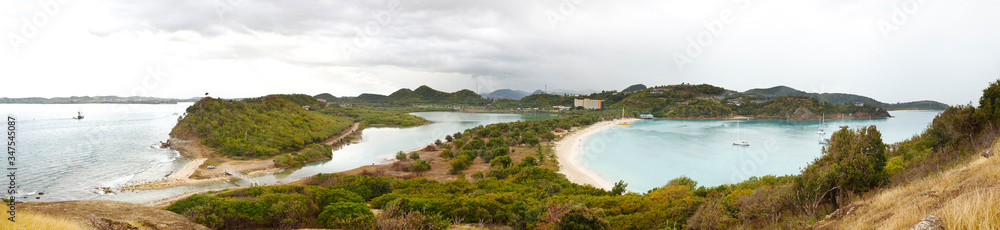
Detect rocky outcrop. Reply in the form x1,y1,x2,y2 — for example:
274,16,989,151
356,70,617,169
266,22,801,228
983,148,994,158
910,215,944,230
165,137,212,158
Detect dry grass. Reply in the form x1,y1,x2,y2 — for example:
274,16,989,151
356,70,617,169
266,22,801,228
0,212,86,230
819,142,1000,229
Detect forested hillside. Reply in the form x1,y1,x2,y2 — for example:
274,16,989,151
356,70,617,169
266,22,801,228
745,86,949,110
170,95,352,159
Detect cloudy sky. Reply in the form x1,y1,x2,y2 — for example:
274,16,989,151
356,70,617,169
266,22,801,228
1,0,998,105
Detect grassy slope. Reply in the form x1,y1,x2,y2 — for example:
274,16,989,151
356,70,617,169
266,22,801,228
817,143,1000,229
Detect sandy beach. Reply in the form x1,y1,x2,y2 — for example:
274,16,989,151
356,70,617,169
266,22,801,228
555,118,638,191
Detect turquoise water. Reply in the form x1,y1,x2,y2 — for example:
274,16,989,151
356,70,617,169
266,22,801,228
111,111,553,203
582,111,941,192
0,103,552,202
1,103,190,201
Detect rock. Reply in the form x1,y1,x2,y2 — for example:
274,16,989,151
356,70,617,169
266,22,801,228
982,148,993,158
824,204,862,220
910,215,944,230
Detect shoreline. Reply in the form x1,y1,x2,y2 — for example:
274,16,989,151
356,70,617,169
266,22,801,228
554,118,638,191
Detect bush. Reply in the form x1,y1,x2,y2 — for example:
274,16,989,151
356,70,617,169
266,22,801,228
440,149,453,158
795,126,887,216
411,160,432,173
409,151,421,160
314,188,364,209
520,156,538,167
490,155,512,168
450,155,472,174
492,147,510,157
396,151,407,161
318,202,375,229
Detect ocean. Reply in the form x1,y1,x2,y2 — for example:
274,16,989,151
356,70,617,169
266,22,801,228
581,110,942,192
0,104,552,203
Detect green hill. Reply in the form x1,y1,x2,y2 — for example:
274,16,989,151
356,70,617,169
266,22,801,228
171,95,352,158
744,86,948,110
324,85,489,106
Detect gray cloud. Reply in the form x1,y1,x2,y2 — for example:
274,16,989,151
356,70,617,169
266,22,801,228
2,0,999,105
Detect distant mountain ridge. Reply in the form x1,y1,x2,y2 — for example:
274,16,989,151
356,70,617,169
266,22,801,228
744,86,949,110
481,89,531,100
322,85,489,105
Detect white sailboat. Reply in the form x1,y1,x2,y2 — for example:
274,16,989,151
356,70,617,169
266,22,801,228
815,113,826,134
733,120,749,146
617,107,631,125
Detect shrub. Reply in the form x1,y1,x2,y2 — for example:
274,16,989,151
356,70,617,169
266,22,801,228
450,155,472,174
396,151,407,161
490,155,512,168
411,160,432,173
440,149,454,158
795,126,887,216
409,151,421,160
314,188,364,209
318,202,375,229
520,156,538,167
492,147,510,157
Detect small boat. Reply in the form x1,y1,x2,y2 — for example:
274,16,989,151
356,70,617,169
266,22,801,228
819,138,830,145
733,120,749,146
818,113,827,127
72,110,84,119
815,130,825,134
617,107,631,125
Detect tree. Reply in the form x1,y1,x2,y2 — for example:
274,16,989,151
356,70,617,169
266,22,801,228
611,180,628,196
795,126,887,214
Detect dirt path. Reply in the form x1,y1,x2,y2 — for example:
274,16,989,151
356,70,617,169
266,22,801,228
324,122,361,145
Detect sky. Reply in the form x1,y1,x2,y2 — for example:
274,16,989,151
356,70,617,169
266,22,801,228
1,0,999,105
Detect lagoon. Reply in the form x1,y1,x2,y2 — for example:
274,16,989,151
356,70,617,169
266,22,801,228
581,110,942,192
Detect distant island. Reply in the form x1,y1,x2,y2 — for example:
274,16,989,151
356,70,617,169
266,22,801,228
0,96,201,104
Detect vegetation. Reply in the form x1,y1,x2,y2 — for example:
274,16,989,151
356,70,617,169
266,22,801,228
0,212,86,230
171,95,351,158
745,85,949,110
318,106,429,128
734,96,889,119
274,144,333,168
323,85,488,106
